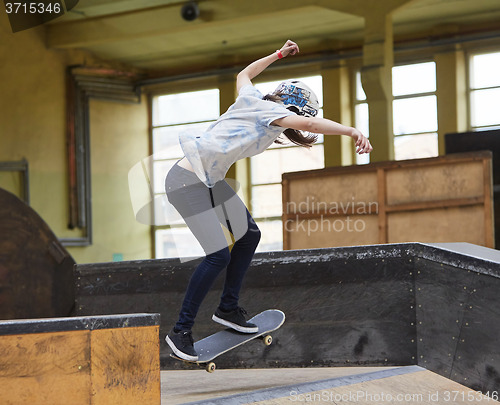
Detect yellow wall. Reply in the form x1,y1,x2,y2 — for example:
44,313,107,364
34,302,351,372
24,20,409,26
1,15,68,231
0,13,151,264
75,97,150,264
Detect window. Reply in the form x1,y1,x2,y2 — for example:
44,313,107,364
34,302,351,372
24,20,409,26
355,62,439,161
151,89,220,258
354,72,370,165
392,62,438,160
252,76,324,251
469,51,500,130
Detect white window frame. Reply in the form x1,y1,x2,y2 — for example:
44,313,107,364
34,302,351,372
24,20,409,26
355,61,439,162
250,76,325,252
150,89,220,259
468,49,500,131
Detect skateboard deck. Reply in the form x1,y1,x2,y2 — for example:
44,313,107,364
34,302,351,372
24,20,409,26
170,309,285,372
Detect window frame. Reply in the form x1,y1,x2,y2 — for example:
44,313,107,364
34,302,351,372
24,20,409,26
467,49,500,131
249,75,325,252
391,60,438,161
150,88,220,259
354,60,439,162
353,71,369,165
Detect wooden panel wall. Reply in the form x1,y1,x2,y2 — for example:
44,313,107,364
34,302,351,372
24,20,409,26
282,152,495,250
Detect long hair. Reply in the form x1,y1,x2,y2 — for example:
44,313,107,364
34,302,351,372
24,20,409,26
263,93,318,148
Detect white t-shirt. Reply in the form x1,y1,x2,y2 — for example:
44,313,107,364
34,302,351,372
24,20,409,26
179,85,294,187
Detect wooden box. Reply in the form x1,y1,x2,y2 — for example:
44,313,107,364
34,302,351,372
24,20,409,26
282,152,495,250
0,314,160,405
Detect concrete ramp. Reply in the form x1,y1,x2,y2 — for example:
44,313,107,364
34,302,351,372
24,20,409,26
162,366,498,404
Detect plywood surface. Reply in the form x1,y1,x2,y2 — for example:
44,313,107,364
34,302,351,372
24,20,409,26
386,161,484,205
162,368,499,405
0,325,160,405
161,367,395,405
0,330,91,405
91,326,161,405
287,215,379,249
287,171,378,209
252,370,498,405
283,153,494,249
388,206,486,245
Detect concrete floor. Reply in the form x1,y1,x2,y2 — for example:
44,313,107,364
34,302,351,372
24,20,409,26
161,366,499,405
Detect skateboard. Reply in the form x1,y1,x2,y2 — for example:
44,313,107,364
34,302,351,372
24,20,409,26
170,309,285,372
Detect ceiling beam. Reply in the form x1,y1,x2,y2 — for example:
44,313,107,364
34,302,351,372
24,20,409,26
90,7,359,57
46,0,357,49
60,0,182,20
315,0,419,17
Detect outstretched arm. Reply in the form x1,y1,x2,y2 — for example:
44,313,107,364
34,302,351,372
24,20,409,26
236,40,299,92
272,115,373,154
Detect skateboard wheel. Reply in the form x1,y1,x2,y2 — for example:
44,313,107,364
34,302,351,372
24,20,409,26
206,362,216,373
263,335,273,346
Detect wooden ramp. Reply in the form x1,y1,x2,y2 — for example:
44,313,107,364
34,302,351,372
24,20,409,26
163,366,499,405
76,242,500,394
0,313,161,405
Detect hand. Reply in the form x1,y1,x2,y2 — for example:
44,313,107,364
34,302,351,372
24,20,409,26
351,128,373,154
279,40,299,57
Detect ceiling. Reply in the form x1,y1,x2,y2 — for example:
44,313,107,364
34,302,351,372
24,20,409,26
46,0,500,75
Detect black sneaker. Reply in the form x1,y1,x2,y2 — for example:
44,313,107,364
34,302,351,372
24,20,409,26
212,307,259,333
165,329,198,361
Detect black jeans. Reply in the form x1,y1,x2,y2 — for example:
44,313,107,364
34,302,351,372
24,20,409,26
165,161,261,331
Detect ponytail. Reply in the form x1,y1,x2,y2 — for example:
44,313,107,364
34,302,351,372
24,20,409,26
263,93,318,148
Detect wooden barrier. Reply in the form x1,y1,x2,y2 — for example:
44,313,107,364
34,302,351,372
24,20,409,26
0,313,160,405
282,151,495,250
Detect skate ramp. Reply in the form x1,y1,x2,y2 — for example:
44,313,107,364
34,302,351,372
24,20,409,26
0,188,75,319
0,313,160,404
162,366,498,404
75,242,500,393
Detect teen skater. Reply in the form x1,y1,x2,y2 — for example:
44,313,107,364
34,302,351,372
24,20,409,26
165,40,373,361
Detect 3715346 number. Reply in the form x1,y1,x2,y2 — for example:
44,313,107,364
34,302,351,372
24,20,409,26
5,2,62,14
